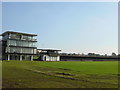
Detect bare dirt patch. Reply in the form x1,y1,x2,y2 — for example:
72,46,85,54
56,72,73,76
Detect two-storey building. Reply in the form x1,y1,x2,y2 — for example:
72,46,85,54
1,31,37,61
37,49,61,61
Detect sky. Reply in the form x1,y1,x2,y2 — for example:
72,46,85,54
2,2,118,55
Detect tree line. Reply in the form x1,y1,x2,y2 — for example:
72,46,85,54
60,52,119,57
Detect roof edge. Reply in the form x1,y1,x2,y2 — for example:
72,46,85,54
37,49,61,51
1,31,37,36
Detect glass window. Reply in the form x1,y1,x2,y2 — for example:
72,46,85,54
6,47,10,53
21,48,33,54
10,34,16,39
8,40,36,47
34,49,37,54
22,35,32,40
9,33,21,39
8,40,16,46
9,47,21,53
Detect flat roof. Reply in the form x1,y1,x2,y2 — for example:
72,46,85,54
1,31,37,36
37,49,61,51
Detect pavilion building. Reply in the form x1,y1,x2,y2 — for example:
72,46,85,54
37,49,61,61
1,31,37,61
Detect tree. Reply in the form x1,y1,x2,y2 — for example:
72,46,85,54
111,52,116,56
118,54,120,56
105,54,107,56
81,53,85,56
88,53,95,56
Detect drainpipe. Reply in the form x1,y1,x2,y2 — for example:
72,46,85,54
20,55,22,61
31,55,33,61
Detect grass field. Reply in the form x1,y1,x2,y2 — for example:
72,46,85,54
2,61,119,88
0,61,1,89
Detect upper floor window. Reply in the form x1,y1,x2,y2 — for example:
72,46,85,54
9,33,21,39
2,34,8,40
22,35,36,41
22,35,32,40
8,39,37,47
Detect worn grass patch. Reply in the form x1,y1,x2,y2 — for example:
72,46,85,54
2,61,119,88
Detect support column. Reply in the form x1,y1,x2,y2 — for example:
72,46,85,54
31,55,33,61
57,56,60,61
8,54,10,61
20,55,22,61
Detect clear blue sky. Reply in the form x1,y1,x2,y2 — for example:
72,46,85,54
2,2,118,55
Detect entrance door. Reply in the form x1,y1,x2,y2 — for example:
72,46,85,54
22,56,25,60
44,56,46,61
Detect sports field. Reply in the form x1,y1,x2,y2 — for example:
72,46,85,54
2,61,119,88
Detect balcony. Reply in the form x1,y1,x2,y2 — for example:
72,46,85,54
9,36,21,40
9,36,37,42
21,37,37,41
8,34,37,42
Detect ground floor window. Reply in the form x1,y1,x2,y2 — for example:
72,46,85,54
9,54,20,60
7,54,33,61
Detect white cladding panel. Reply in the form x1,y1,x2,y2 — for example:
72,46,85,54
57,56,60,61
42,55,60,61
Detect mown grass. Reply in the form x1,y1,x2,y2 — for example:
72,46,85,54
2,61,119,88
36,61,118,74
0,61,2,89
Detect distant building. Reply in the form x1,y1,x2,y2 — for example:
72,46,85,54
37,49,61,61
1,31,37,61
